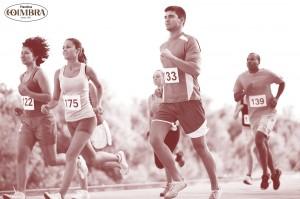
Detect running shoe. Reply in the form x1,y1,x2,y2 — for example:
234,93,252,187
159,182,171,197
44,192,62,199
243,175,253,185
260,173,270,190
71,190,90,199
271,169,282,190
164,181,187,199
116,151,129,175
209,188,222,199
2,191,25,199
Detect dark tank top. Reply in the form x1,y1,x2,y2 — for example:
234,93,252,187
20,67,45,117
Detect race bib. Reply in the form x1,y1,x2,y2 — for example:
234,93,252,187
249,95,267,108
63,95,81,111
164,67,179,84
243,114,250,125
22,96,34,110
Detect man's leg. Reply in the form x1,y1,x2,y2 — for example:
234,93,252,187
191,136,219,190
150,121,183,181
265,140,282,190
265,140,275,173
255,131,270,189
242,141,254,185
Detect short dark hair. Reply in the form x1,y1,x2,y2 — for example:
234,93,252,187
22,37,49,66
165,6,186,25
249,52,261,64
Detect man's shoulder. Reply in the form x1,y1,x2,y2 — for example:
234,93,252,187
259,68,273,75
237,70,249,79
180,33,200,45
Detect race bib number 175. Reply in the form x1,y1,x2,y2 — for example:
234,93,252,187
164,67,179,84
249,95,267,108
63,95,81,111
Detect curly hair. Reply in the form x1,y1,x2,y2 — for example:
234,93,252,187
22,36,49,66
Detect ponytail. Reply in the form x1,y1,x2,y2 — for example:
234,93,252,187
66,38,87,63
78,48,87,64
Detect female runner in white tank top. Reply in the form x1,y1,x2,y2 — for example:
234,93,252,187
41,38,128,199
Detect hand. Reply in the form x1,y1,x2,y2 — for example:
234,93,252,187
94,106,104,125
93,105,104,114
41,104,50,114
14,107,24,116
18,84,30,96
269,97,278,108
160,48,176,60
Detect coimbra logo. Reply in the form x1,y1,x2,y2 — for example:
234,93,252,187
4,3,48,22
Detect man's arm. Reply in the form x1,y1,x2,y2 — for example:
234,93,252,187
270,81,285,108
161,37,201,76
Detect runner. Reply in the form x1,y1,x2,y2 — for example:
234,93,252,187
148,69,185,197
233,52,285,190
41,38,128,199
233,97,258,185
2,37,87,199
149,6,221,199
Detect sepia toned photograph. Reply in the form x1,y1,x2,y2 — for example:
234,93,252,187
0,0,299,198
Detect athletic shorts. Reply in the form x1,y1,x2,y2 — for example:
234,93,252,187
20,113,57,145
67,116,97,135
153,100,208,138
251,113,277,137
154,129,180,169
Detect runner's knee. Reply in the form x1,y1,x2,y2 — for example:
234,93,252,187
66,150,79,162
192,138,208,153
255,132,266,146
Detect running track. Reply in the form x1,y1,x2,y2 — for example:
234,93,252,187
2,174,300,199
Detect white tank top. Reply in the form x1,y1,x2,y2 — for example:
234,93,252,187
59,63,95,122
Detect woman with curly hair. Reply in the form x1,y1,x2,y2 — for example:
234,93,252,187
2,37,88,199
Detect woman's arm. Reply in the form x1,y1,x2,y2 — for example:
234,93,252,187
86,66,103,109
41,69,61,113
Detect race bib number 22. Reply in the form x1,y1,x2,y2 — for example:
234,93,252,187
63,95,81,111
22,96,34,110
164,67,179,84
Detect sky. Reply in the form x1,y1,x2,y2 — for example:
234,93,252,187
1,0,299,119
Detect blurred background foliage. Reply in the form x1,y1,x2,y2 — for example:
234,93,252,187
0,82,299,191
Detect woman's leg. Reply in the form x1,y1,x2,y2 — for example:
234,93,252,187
16,129,35,192
59,130,91,197
37,115,66,166
81,140,125,171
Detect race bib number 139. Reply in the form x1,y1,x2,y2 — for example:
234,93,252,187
22,96,34,110
63,95,81,111
249,95,267,108
164,67,179,84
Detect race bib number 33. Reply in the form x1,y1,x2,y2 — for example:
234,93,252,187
22,96,34,110
63,95,81,111
249,95,267,108
164,67,179,84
